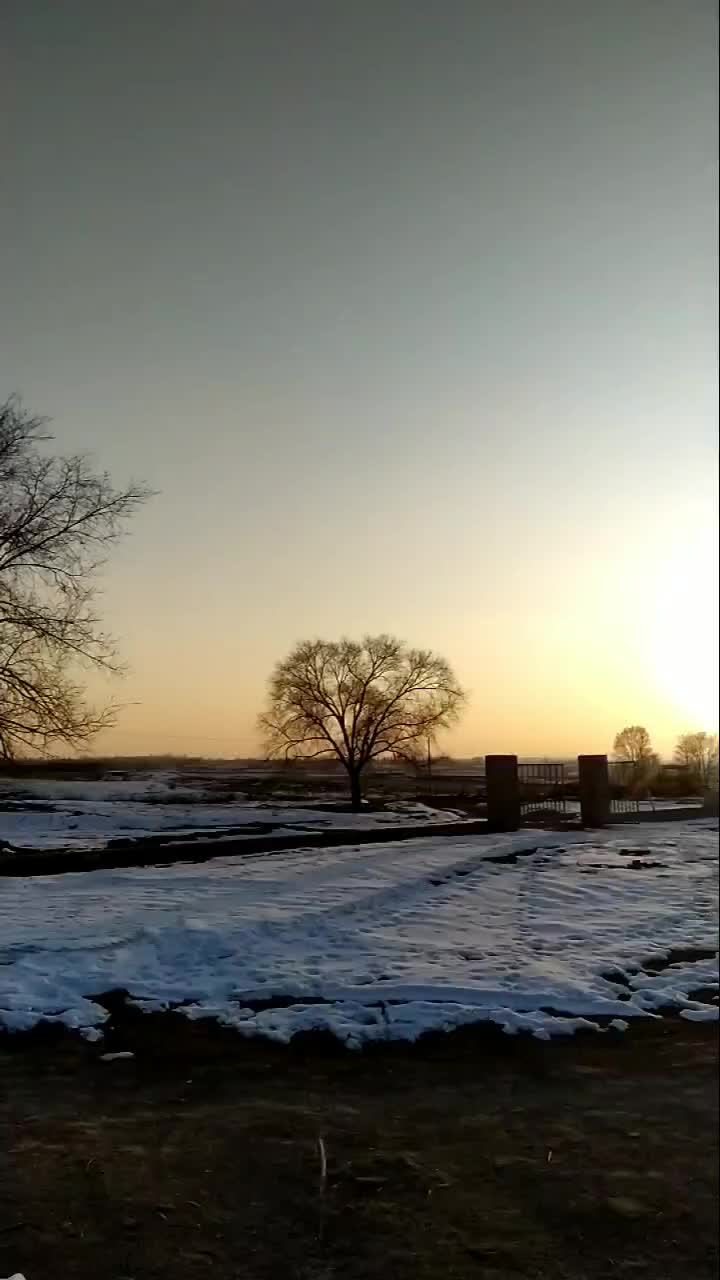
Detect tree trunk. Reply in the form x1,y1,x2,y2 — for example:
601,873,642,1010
349,768,363,811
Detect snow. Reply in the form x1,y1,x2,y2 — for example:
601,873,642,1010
625,954,720,1010
0,774,463,850
0,821,716,1046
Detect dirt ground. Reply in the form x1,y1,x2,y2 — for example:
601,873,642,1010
1,1016,717,1280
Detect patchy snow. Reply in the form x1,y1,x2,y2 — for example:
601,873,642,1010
1,772,210,804
0,821,716,1045
0,775,463,850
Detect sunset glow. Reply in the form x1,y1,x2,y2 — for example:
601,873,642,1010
648,541,719,730
4,1,717,763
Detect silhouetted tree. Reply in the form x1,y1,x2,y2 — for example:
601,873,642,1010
0,398,151,757
613,725,654,764
613,724,659,797
259,634,466,809
674,731,719,789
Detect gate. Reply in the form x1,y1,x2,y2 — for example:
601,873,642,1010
608,762,641,815
518,762,567,820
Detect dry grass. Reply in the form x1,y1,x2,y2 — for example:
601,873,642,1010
1,1016,717,1279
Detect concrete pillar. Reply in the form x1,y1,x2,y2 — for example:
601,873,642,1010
578,754,610,827
702,788,719,817
485,755,520,831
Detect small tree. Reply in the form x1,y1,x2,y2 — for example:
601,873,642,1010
259,634,466,809
674,732,719,790
0,398,151,757
613,724,659,798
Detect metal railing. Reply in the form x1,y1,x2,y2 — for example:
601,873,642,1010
608,761,642,814
518,762,567,817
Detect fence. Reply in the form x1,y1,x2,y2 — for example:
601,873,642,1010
518,762,568,820
487,755,706,830
608,761,641,816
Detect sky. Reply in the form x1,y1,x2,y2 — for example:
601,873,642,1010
3,0,718,759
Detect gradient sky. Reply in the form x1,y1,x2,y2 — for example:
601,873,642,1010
3,0,718,758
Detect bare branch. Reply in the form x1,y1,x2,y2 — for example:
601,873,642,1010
0,397,152,758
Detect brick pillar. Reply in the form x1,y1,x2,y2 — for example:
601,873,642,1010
485,755,520,831
578,754,610,827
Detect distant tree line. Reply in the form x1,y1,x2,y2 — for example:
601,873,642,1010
613,724,718,796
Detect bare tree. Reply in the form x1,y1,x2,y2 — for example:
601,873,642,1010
259,634,466,809
674,731,719,789
613,725,654,764
613,724,660,802
0,397,152,758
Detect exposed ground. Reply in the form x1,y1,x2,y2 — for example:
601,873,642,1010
1,1018,717,1280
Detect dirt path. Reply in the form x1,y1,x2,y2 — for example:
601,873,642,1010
1,1018,717,1279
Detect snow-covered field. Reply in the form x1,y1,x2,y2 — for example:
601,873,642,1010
0,774,463,851
1,820,717,1045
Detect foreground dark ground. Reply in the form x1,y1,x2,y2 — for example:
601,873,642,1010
1,1017,717,1280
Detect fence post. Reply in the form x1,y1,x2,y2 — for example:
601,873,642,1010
485,755,520,831
578,754,610,826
